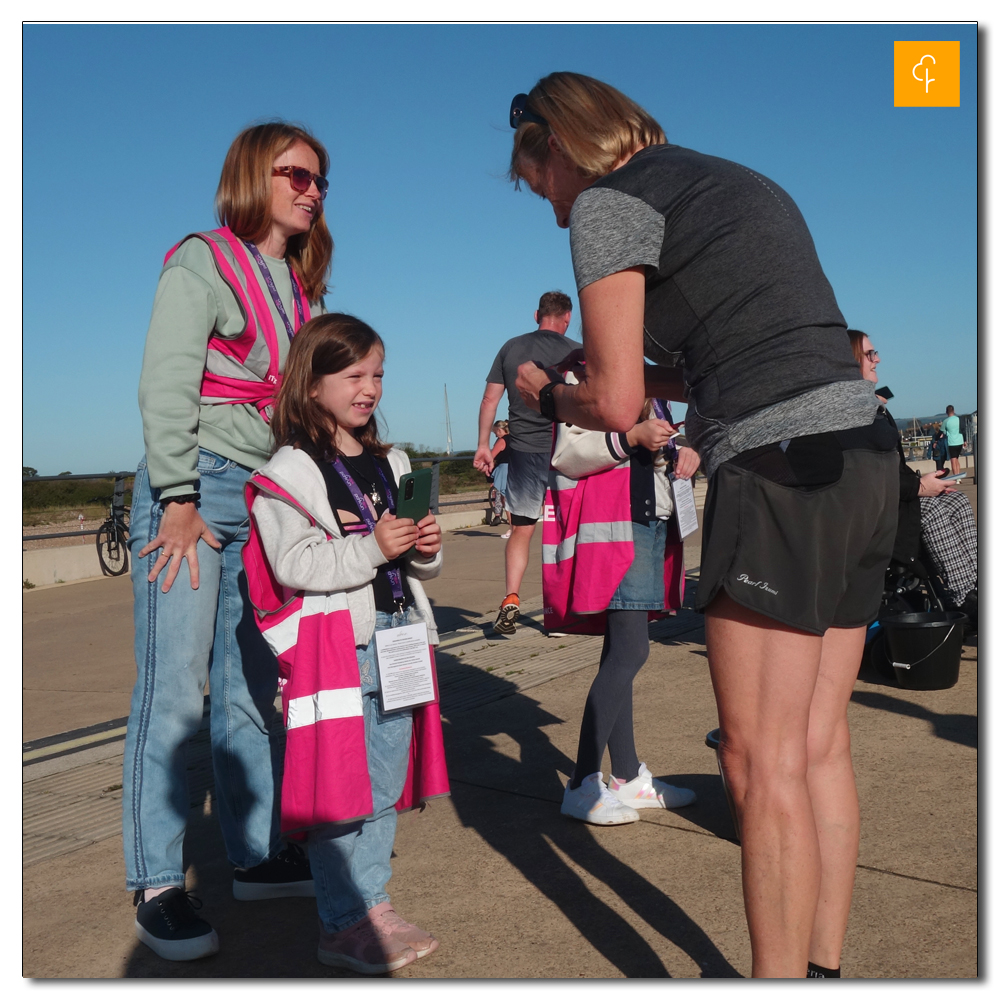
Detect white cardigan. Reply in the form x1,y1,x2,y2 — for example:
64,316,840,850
250,445,442,646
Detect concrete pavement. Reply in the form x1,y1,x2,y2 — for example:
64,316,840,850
21,498,977,978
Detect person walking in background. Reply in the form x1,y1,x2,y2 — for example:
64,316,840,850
245,314,449,973
124,122,330,960
487,420,510,529
931,428,949,472
473,292,581,635
941,405,965,475
507,72,895,978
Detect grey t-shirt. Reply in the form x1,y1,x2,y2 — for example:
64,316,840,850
569,144,877,477
487,329,583,453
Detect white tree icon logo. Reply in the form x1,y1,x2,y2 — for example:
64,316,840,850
912,54,936,94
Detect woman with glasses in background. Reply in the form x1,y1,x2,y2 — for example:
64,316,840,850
509,73,896,978
124,122,331,961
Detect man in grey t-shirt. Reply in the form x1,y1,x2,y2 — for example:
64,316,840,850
474,291,582,634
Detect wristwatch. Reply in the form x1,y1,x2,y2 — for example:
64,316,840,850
538,376,564,422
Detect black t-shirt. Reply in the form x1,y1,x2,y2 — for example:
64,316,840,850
318,449,414,613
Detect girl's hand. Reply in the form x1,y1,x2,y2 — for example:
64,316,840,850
626,418,677,452
374,511,420,560
414,514,442,557
918,470,955,497
673,446,701,480
138,501,221,593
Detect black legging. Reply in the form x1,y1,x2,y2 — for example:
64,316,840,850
569,609,649,789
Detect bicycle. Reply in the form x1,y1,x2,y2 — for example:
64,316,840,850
95,476,131,577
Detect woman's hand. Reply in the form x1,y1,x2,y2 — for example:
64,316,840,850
626,418,677,451
414,513,442,557
918,470,955,497
673,446,701,480
139,501,221,593
515,361,554,414
374,511,420,560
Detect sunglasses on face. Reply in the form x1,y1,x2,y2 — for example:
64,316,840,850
864,349,879,363
272,165,329,201
510,93,548,129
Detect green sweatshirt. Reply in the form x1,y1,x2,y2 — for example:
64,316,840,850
137,236,325,498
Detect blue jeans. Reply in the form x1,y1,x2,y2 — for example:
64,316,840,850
607,519,668,611
308,608,415,932
122,449,282,892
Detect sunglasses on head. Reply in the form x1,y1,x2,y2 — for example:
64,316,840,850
510,93,548,129
272,165,329,201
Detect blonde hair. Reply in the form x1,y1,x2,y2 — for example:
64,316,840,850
510,72,666,185
216,121,333,302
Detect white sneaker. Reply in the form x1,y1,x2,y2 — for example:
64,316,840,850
561,772,640,825
608,763,697,809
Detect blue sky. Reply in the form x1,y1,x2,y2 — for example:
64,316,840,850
22,22,977,474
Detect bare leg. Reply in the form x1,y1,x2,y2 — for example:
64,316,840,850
951,456,961,475
504,523,536,597
706,592,823,978
806,625,865,970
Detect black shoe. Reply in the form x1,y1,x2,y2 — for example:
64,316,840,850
233,842,315,900
133,888,219,961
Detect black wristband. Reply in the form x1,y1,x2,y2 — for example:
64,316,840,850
159,492,201,509
538,374,565,422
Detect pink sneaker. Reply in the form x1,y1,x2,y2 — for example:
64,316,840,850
317,914,417,974
368,902,439,959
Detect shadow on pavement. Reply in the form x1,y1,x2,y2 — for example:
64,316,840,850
849,689,978,749
442,667,741,978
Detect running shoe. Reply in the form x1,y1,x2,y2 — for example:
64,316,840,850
317,915,417,974
233,842,315,900
561,772,640,825
368,902,439,959
492,595,520,635
133,888,219,961
608,762,697,809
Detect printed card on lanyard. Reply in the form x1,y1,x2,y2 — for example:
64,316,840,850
331,457,437,712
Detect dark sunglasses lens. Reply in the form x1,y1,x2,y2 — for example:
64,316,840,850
315,175,329,200
288,167,312,193
510,94,528,128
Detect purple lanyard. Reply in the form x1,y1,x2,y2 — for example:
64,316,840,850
651,398,679,461
331,457,406,604
243,241,305,342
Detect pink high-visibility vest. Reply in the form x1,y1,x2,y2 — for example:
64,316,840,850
164,227,312,422
542,462,686,636
242,474,450,838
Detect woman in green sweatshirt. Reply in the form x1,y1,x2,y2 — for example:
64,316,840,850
124,121,331,961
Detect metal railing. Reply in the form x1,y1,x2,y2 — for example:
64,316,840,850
23,456,490,542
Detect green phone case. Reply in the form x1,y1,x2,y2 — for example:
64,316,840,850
395,467,433,523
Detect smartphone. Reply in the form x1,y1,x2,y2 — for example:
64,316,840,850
940,472,966,482
875,386,894,400
395,468,432,523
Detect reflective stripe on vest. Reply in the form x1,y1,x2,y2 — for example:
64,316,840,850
163,227,312,422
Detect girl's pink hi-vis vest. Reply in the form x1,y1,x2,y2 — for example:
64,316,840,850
542,464,686,637
163,227,311,422
242,475,450,839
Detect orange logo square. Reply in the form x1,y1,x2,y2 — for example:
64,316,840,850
894,41,960,107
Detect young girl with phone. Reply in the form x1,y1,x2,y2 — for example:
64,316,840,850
243,312,449,974
544,387,700,824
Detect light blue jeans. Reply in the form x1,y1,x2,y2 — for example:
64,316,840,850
122,449,283,892
308,608,415,932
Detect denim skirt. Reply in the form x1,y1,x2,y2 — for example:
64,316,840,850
607,519,667,611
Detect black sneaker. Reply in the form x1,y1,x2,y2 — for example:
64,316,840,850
233,842,315,900
133,888,219,961
492,599,520,635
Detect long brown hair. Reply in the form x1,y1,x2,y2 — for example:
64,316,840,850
510,72,666,186
846,329,867,366
216,121,333,302
271,313,390,460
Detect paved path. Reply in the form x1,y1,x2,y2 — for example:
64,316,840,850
22,483,977,978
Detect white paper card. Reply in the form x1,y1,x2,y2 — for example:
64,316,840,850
670,474,699,539
374,622,437,712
